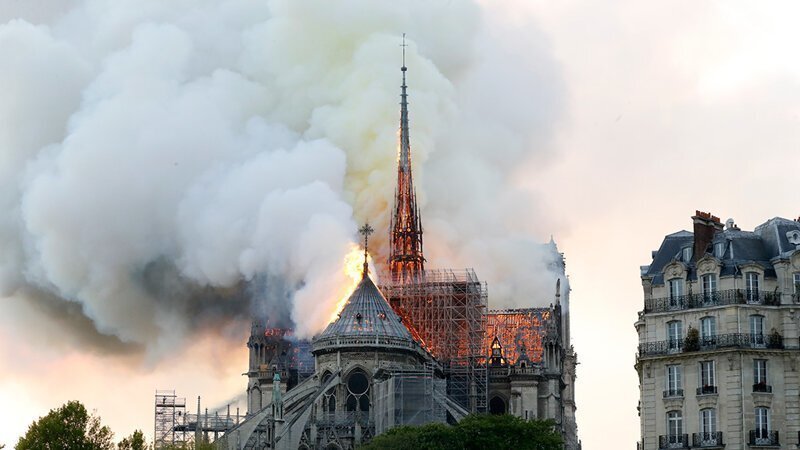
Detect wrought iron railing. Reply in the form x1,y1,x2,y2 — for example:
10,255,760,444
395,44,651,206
663,389,684,398
696,385,718,395
644,289,782,313
638,333,784,357
748,430,779,446
753,383,773,393
658,434,689,449
692,432,723,447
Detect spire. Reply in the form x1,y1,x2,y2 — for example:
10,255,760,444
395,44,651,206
399,33,410,172
389,34,425,285
359,222,374,279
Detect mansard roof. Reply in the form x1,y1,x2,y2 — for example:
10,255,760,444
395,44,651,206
312,275,419,354
644,217,800,285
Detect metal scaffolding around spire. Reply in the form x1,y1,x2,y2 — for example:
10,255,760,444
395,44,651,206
389,34,425,285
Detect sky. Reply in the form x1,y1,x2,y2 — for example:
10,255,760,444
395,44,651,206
1,1,799,448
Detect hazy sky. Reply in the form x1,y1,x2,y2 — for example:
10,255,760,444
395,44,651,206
1,1,799,448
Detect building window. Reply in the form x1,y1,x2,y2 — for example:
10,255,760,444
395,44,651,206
682,247,692,262
745,272,760,302
753,359,770,392
667,320,683,352
701,274,717,303
714,242,725,258
669,278,684,306
754,407,770,438
665,364,682,397
750,315,765,347
700,317,716,347
794,273,800,294
700,408,717,434
698,361,716,394
667,410,684,442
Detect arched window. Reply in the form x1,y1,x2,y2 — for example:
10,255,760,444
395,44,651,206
746,272,760,302
699,408,719,445
489,396,506,415
668,278,684,307
700,317,716,346
667,320,683,352
701,274,717,303
345,370,370,412
666,410,684,446
700,408,716,434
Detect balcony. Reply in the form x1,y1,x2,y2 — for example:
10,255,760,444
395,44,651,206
638,333,784,358
753,382,773,393
644,289,782,313
696,385,718,395
693,432,724,448
663,389,684,398
659,434,689,449
749,430,779,447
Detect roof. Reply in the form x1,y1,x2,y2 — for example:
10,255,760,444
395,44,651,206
312,275,419,353
644,217,800,285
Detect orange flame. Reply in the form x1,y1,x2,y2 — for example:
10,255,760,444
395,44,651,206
328,245,373,324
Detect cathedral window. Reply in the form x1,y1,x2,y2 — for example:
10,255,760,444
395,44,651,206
345,370,370,412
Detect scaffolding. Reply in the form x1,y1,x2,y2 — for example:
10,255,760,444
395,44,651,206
380,268,488,413
373,363,446,434
485,308,550,364
154,391,247,449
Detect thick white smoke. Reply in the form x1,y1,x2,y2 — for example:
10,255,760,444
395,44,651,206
0,0,565,357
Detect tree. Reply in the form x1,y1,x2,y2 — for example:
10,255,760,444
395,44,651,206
361,414,563,450
118,430,148,450
16,400,114,450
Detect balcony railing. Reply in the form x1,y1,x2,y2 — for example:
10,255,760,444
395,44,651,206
644,289,782,313
663,388,684,398
696,385,718,395
638,333,784,357
659,434,689,449
753,383,773,393
692,432,724,448
748,430,779,446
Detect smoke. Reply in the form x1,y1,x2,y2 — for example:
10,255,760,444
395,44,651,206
0,0,565,358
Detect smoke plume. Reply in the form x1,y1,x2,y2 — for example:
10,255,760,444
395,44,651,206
0,0,565,358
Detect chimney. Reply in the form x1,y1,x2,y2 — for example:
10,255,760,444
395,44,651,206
692,210,723,262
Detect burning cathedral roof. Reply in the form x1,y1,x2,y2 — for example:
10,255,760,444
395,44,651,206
312,270,422,354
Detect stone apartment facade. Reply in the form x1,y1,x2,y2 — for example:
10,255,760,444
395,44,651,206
636,212,800,449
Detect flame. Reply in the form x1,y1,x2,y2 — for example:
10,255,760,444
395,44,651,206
328,245,372,324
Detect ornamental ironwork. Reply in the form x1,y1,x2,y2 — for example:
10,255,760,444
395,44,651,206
644,289,782,313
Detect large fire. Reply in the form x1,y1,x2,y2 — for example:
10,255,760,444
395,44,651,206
327,245,373,324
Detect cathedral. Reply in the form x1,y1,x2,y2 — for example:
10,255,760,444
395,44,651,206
214,57,579,450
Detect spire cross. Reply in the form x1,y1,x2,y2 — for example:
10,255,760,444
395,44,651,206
358,222,374,279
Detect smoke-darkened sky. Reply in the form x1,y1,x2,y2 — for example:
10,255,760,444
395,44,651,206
1,0,799,448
